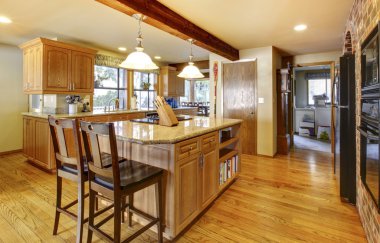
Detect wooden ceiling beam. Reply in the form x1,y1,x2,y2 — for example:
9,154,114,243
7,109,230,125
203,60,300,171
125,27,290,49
96,0,239,61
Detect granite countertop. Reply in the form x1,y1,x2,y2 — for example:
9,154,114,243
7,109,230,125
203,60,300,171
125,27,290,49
22,107,197,119
113,117,242,144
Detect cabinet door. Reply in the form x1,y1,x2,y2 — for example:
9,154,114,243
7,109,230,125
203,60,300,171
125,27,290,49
71,51,94,93
176,153,200,232
200,147,218,209
23,49,32,92
32,45,43,91
23,118,35,158
167,70,177,96
34,119,50,167
176,75,185,97
44,45,71,91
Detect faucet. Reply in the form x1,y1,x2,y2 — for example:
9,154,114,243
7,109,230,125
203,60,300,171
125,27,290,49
105,98,119,112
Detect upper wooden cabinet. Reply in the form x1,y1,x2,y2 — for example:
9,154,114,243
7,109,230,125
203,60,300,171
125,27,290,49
159,66,185,97
19,38,97,94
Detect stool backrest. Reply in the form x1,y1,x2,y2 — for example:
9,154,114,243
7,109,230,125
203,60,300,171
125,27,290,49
48,116,85,176
80,121,120,188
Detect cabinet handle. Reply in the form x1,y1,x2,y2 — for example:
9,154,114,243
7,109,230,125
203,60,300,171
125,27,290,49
199,153,204,168
72,82,75,90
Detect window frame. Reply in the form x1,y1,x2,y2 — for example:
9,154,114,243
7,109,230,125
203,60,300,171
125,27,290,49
133,71,158,110
307,78,332,106
93,65,127,110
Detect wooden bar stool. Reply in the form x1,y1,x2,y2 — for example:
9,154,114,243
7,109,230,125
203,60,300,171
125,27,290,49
80,121,164,243
48,116,89,243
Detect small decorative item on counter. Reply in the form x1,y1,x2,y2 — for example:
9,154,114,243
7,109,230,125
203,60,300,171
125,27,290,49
66,95,83,114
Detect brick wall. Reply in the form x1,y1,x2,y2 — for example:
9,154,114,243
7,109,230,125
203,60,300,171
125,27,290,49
344,0,380,242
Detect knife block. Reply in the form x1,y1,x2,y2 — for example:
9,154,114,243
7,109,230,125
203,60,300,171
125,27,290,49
157,104,179,127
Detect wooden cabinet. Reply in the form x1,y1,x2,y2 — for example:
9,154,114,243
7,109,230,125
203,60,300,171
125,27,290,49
20,37,97,94
159,66,185,97
71,51,94,93
44,45,71,92
23,117,35,158
23,117,55,170
176,153,200,232
175,132,218,232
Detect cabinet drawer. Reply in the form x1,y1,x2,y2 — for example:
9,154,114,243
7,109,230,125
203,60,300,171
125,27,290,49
201,132,218,150
177,138,200,161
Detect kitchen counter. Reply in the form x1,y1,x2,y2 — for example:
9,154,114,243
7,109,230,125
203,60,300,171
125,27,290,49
113,116,242,144
21,107,198,119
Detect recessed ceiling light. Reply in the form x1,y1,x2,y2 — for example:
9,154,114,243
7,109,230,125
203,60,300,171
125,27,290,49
294,24,307,31
0,16,12,24
118,47,127,51
154,56,162,60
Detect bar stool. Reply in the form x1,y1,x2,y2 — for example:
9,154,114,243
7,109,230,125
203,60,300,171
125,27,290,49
48,117,88,243
80,121,164,243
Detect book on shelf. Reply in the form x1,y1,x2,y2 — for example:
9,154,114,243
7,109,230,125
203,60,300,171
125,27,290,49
219,155,239,185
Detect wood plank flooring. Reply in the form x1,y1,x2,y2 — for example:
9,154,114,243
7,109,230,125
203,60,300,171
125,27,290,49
0,149,366,242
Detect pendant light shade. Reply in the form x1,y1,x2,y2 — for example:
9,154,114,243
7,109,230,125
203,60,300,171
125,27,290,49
119,14,158,70
178,39,204,79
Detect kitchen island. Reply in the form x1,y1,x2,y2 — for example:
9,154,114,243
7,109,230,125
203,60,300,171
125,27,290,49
105,117,242,239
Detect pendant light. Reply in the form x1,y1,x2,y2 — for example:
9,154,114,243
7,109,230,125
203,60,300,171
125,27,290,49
178,39,204,79
119,14,158,70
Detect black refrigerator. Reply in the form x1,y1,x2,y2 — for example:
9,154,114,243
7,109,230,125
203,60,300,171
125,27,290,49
334,54,356,204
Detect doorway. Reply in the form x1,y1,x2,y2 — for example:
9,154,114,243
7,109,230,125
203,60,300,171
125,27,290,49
223,60,257,155
292,62,335,153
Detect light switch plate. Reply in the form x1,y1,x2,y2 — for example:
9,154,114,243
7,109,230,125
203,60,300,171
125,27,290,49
258,97,264,104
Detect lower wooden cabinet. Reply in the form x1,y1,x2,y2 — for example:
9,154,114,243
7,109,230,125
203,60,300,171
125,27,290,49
175,132,219,232
176,153,200,232
23,116,55,170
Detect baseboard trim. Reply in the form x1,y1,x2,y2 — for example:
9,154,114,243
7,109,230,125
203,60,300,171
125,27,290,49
0,149,23,156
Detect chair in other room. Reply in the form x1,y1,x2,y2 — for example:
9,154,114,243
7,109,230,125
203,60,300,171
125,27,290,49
80,121,164,243
48,117,89,243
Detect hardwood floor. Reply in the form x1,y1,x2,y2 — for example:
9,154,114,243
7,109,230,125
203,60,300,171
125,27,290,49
0,150,366,242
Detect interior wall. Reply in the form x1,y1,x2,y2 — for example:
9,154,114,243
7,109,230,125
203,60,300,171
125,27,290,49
0,44,28,153
345,0,380,242
209,53,229,117
293,51,341,65
240,46,276,156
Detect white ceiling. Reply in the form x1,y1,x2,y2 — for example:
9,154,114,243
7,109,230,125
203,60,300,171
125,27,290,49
0,0,209,63
0,0,353,62
159,0,353,55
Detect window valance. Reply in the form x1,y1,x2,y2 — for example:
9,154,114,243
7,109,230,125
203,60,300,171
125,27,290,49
305,71,330,80
95,54,160,74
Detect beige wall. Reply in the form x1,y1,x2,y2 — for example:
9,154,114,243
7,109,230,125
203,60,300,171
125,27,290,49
0,44,28,153
209,53,229,117
293,51,341,65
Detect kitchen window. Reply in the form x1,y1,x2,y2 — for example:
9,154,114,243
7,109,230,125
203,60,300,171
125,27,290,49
93,65,127,110
307,78,331,105
133,71,157,110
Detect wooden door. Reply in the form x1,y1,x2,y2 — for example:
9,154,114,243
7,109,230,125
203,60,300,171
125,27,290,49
176,153,200,232
43,45,71,91
199,147,218,209
34,119,50,167
23,118,35,158
71,51,94,93
223,61,257,155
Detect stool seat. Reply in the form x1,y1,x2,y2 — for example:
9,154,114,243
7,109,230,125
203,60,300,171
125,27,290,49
94,160,163,190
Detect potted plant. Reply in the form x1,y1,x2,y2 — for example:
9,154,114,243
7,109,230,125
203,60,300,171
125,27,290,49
66,95,83,114
141,81,151,90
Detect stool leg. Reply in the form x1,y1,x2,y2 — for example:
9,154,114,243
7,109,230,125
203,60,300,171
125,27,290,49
128,194,134,228
53,176,62,235
114,197,122,243
121,196,126,223
155,177,163,243
76,180,85,243
87,189,96,243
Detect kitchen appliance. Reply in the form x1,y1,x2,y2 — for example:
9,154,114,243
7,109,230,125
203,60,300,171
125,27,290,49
130,114,193,124
334,53,356,204
359,23,380,211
